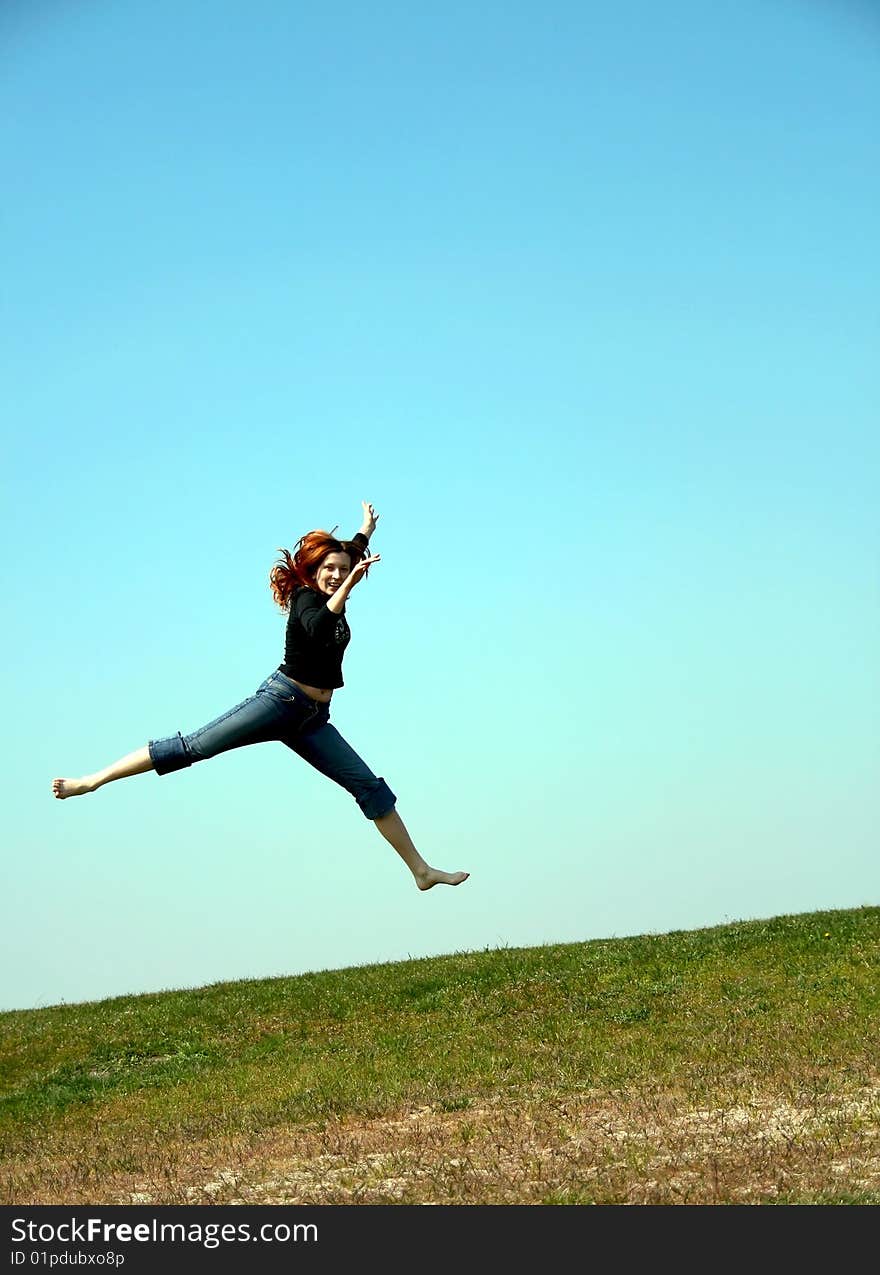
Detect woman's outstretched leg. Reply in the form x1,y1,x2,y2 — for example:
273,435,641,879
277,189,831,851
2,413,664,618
52,746,154,799
287,719,470,891
53,676,292,801
374,809,469,891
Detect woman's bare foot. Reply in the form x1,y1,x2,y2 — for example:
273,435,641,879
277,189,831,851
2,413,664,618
415,868,470,891
52,777,97,799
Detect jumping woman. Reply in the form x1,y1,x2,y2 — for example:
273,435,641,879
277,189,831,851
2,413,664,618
52,501,469,892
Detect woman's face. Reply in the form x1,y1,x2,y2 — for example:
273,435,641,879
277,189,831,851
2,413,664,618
314,551,352,597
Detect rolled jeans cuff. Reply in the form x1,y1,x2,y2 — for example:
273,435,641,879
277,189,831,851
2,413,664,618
359,778,396,820
148,733,193,776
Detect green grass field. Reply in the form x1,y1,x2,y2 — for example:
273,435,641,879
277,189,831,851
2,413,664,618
2,905,878,1204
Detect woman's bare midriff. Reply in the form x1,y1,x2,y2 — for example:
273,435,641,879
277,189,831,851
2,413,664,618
292,680,334,704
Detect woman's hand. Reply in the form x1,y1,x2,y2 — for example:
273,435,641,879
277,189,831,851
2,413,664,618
360,501,379,539
347,553,381,589
326,554,380,614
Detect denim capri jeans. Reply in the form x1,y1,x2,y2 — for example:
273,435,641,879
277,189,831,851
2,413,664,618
148,669,396,821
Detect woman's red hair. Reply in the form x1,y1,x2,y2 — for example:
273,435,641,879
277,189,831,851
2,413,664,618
269,531,367,611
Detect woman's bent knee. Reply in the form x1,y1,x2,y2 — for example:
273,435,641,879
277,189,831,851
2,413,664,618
148,733,193,776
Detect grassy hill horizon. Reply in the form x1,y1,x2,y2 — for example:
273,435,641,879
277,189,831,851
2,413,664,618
2,904,878,1205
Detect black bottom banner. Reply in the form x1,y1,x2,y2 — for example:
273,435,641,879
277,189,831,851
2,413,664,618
1,1202,871,1272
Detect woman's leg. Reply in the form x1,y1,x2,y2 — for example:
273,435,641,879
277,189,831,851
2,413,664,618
373,808,470,891
52,677,291,800
52,747,153,799
287,719,469,890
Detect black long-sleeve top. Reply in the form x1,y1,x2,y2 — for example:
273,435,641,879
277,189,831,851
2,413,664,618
279,532,369,688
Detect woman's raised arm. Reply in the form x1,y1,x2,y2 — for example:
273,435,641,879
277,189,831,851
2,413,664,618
358,500,379,541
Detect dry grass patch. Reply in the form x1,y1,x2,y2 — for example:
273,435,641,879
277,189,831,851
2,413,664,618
6,1080,879,1206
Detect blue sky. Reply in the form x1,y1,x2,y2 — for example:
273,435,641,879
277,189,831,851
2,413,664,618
2,0,877,1011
